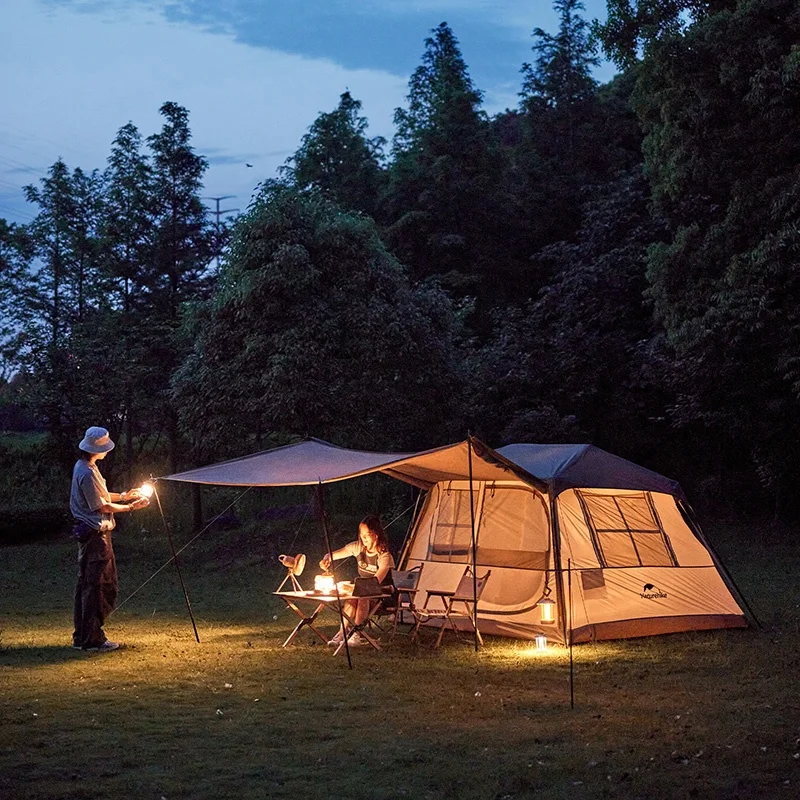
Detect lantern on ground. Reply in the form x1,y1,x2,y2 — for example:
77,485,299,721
535,635,548,651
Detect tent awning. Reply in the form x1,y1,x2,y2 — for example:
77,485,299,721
161,437,547,491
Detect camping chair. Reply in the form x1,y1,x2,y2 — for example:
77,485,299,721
413,567,491,648
365,565,424,640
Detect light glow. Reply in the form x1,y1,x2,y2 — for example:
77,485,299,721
139,482,155,499
314,574,336,593
538,596,556,624
535,634,548,651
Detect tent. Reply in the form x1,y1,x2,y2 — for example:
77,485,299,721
401,443,749,644
162,438,749,646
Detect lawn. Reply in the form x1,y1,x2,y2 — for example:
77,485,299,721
1,517,798,800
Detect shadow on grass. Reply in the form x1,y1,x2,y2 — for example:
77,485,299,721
0,643,99,666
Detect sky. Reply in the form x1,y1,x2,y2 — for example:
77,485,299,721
0,0,614,227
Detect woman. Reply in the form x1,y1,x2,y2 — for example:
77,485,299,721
319,514,395,646
70,426,150,652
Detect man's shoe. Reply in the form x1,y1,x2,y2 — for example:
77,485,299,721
346,632,365,646
84,641,122,652
327,631,344,646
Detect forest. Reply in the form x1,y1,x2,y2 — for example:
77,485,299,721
2,0,799,528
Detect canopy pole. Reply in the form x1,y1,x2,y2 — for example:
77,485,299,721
467,434,479,653
315,482,353,669
153,483,200,643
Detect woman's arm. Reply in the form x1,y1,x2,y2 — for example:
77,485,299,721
374,551,394,584
319,541,358,570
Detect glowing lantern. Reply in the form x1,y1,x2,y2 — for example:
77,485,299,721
535,635,548,651
139,482,155,499
537,594,556,624
314,574,336,594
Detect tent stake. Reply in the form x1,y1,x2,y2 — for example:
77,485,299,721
153,484,200,643
315,482,353,669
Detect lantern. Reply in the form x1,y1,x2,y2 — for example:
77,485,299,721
535,634,548,651
537,589,556,624
139,482,155,499
314,573,336,594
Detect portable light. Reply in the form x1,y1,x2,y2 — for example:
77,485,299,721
314,574,336,594
139,482,155,499
535,635,548,651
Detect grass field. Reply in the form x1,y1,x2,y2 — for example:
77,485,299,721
1,516,798,800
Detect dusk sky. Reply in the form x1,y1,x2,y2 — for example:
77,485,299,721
1,0,614,227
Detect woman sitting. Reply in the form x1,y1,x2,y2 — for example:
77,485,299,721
319,514,395,646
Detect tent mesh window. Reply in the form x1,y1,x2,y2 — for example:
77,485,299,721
576,491,677,568
476,486,549,569
430,487,476,562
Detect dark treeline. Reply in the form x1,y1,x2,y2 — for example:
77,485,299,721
2,0,799,523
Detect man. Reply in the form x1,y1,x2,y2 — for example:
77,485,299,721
70,426,149,652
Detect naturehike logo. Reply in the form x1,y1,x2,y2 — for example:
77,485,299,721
640,582,668,600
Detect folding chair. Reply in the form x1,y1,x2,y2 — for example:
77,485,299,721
387,564,424,640
413,566,491,648
365,564,424,640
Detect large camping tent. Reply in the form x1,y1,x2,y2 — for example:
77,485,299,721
401,443,749,644
163,438,749,646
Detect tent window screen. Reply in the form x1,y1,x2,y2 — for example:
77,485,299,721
477,487,549,569
577,491,676,568
430,488,476,562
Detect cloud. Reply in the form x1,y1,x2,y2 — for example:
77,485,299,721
1,0,408,222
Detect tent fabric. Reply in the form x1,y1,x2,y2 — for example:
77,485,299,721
162,437,546,490
497,443,685,499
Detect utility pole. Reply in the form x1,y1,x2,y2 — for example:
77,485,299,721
204,195,239,268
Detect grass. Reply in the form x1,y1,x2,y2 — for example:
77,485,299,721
1,517,798,800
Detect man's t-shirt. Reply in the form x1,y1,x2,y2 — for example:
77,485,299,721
70,459,115,533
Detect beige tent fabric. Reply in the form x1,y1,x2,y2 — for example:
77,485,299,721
403,482,746,645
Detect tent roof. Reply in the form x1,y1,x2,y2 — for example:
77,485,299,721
497,443,684,498
161,437,546,491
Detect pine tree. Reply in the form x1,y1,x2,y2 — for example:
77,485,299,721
386,22,507,303
282,91,386,218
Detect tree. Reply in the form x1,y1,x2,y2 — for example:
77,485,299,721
595,1,734,70
146,102,217,470
385,22,509,304
521,0,600,110
470,170,671,458
509,1,642,262
0,220,34,380
172,183,467,462
281,91,386,218
21,160,106,454
617,0,800,517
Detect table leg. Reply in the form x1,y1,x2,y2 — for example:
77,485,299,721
281,600,329,647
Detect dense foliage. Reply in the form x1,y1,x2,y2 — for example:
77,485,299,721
3,1,800,521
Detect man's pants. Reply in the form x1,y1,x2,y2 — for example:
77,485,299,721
73,537,118,648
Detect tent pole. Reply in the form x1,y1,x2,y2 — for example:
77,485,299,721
679,500,761,629
153,484,200,643
467,435,479,653
315,482,353,669
548,484,568,645
568,558,574,709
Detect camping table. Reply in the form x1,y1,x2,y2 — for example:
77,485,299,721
273,590,387,654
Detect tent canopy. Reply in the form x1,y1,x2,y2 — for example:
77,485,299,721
162,437,547,491
497,443,684,499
